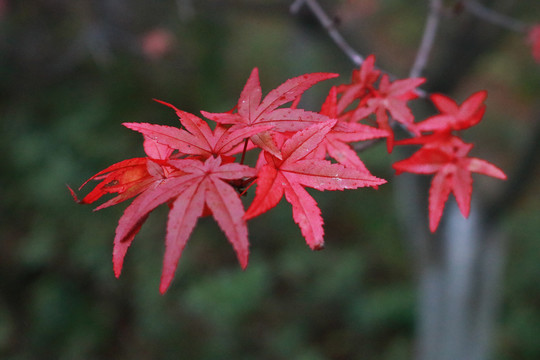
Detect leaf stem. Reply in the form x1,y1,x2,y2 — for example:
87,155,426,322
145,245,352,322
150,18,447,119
290,0,364,66
240,138,249,165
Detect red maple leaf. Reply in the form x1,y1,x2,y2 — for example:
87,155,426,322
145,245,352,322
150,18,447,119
112,156,256,294
244,120,386,250
69,138,178,210
124,100,273,159
392,135,506,232
414,90,487,133
312,86,389,172
72,108,261,293
201,68,338,158
336,54,380,114
73,64,507,295
361,74,425,152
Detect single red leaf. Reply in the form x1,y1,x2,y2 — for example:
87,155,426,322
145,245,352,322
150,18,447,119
415,90,488,133
107,155,256,293
371,75,425,122
125,109,272,158
154,99,214,140
74,157,152,207
80,148,256,294
393,136,506,232
347,73,424,152
159,156,255,293
72,136,183,210
245,120,385,248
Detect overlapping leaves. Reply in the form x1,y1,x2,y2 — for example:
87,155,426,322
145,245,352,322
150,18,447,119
393,91,506,231
72,56,505,292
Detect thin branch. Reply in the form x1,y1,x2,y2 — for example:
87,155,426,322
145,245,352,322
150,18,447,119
463,0,528,33
409,0,443,79
291,0,428,99
290,0,364,66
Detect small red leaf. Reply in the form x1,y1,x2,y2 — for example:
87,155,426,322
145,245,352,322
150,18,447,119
394,135,506,232
245,120,384,248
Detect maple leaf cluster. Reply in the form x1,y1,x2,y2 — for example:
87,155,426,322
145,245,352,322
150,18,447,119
71,55,505,293
392,91,507,232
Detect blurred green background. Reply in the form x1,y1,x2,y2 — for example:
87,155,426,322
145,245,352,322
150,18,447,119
1,1,539,359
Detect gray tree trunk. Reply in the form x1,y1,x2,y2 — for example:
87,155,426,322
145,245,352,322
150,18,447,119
395,174,507,360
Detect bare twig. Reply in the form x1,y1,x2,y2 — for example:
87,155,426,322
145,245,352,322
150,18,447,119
463,0,528,33
291,0,428,99
410,0,443,79
290,0,364,66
